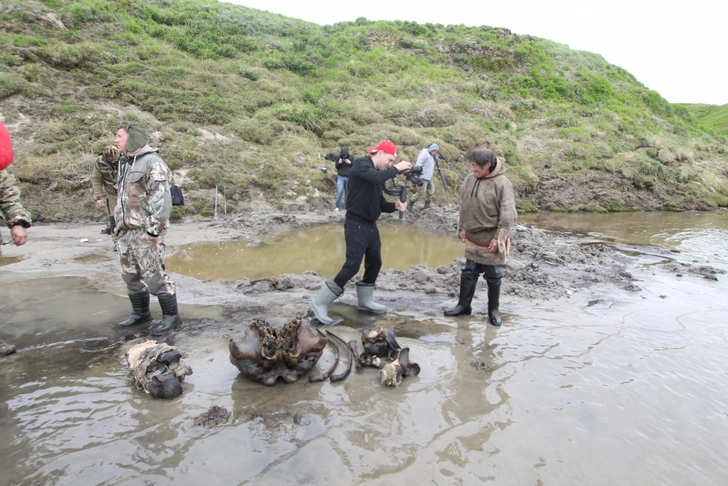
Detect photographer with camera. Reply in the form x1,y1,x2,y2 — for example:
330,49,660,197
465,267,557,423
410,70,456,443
334,147,352,211
309,140,411,324
407,143,440,211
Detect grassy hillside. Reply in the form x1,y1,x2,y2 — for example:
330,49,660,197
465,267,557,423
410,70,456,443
1,0,727,222
677,104,728,139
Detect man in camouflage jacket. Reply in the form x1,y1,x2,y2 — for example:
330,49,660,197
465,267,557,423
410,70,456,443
114,121,181,336
91,145,121,248
1,122,31,356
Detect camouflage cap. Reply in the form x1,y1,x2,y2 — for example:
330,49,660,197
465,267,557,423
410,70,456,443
120,121,149,153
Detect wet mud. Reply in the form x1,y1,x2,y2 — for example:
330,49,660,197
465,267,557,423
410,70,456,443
1,208,728,484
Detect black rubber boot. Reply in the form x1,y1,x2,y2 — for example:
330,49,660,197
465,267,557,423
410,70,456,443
407,200,416,212
423,201,431,209
487,280,502,327
444,273,478,316
118,291,153,328
151,294,182,336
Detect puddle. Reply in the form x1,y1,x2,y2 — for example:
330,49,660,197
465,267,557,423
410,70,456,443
0,255,23,267
74,253,111,263
166,222,464,280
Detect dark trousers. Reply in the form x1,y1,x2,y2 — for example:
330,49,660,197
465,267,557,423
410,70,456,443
334,220,382,288
463,259,505,284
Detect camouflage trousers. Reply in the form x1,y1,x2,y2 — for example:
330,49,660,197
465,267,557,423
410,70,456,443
118,229,175,296
104,193,118,244
409,178,434,204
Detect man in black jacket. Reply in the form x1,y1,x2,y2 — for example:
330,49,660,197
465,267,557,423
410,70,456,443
334,147,352,211
309,140,411,324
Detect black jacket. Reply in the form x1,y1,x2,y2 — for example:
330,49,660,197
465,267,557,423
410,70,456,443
335,156,353,177
345,156,399,224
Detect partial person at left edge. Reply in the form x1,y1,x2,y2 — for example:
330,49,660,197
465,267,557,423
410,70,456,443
0,121,32,356
91,145,122,251
114,121,182,336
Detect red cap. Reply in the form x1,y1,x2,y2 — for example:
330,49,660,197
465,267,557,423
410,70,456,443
367,140,397,156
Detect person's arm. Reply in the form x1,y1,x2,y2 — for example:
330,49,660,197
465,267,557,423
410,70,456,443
0,171,32,230
353,161,400,185
145,160,171,236
414,150,427,168
379,192,397,213
91,162,106,206
492,178,517,252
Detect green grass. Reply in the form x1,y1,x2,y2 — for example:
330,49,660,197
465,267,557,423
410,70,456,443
678,103,728,138
1,0,727,221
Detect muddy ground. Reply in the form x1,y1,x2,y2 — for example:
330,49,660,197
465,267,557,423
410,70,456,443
2,204,646,319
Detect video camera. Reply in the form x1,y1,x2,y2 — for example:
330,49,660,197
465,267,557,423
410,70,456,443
325,152,352,162
402,165,424,186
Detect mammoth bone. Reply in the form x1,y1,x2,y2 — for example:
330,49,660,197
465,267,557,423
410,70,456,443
229,318,327,386
125,340,193,399
359,325,402,368
380,347,421,387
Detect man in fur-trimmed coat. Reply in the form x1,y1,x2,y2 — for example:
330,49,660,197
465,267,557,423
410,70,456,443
444,146,517,326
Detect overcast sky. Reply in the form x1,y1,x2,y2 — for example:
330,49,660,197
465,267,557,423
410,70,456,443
224,0,726,106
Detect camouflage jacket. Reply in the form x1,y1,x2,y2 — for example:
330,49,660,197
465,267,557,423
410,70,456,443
91,156,119,200
114,145,172,235
0,170,32,229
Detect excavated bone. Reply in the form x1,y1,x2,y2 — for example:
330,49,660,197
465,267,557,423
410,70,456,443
229,318,327,386
125,340,192,399
379,347,421,387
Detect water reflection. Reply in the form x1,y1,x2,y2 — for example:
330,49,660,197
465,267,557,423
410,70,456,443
520,210,728,262
3,214,728,484
165,222,463,280
0,255,23,267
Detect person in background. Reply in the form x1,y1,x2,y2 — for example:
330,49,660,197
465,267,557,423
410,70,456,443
334,147,352,211
91,145,121,250
444,146,517,327
408,143,440,210
309,140,411,324
0,121,32,356
114,121,181,336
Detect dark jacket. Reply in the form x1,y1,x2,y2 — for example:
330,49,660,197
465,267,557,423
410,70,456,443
335,156,353,177
345,156,399,224
335,148,353,177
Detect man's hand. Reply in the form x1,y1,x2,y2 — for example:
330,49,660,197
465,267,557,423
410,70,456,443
395,201,407,212
487,240,498,252
458,229,466,242
394,161,412,172
11,225,28,246
96,199,105,207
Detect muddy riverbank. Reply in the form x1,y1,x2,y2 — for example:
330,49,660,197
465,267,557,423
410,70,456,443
2,207,728,485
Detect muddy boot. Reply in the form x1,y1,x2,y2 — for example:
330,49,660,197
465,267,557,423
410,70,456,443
487,281,502,327
309,280,343,325
407,200,416,212
151,294,182,336
356,281,387,314
423,201,431,209
444,273,478,316
0,340,17,356
118,291,153,328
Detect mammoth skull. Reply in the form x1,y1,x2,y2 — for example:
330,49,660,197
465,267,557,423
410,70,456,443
229,318,327,386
